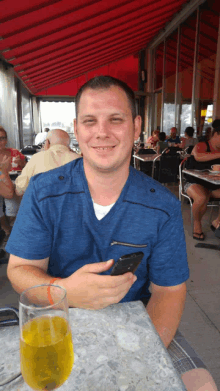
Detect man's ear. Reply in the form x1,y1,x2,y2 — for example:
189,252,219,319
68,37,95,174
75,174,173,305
74,119,78,142
44,139,50,151
134,115,142,141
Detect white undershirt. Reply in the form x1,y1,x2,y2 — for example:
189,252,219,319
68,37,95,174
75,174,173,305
93,201,115,220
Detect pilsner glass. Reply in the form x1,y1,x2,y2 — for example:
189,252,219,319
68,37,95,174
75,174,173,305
19,284,74,391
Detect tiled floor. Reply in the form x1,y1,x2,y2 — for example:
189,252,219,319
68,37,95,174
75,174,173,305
0,185,220,388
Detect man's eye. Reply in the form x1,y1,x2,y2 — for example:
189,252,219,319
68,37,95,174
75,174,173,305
84,119,95,125
111,118,123,123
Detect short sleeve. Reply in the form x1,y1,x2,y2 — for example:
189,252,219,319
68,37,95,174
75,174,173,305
148,203,189,287
6,179,52,260
15,158,36,194
196,142,208,153
10,148,25,160
18,150,26,160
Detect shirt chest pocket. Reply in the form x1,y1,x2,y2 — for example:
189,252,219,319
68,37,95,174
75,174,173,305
109,240,150,277
110,240,148,248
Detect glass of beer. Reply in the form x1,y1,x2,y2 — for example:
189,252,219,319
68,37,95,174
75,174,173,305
19,284,74,390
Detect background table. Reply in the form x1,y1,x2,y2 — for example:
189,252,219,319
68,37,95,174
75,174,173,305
0,301,186,391
183,168,220,185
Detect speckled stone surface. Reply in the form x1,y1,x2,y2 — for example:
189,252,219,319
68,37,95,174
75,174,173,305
0,301,186,390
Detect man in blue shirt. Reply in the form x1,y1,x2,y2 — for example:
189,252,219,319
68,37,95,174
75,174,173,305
6,76,217,391
166,127,181,145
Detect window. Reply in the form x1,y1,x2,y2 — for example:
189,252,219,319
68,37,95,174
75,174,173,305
163,30,178,134
40,101,78,148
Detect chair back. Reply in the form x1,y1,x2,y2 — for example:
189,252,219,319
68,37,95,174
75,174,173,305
164,146,181,155
20,145,39,155
138,148,156,155
157,154,181,183
185,145,194,154
179,157,188,199
0,307,19,327
130,148,135,167
139,160,154,176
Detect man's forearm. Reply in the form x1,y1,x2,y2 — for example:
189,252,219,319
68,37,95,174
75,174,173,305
146,284,186,348
7,264,52,294
193,152,220,161
0,172,14,198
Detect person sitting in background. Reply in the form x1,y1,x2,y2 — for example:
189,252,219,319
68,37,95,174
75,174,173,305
145,130,159,148
156,132,167,154
208,119,220,231
166,127,180,145
15,129,79,196
0,126,26,237
179,127,197,150
185,126,220,240
0,126,26,171
34,127,50,146
0,155,14,261
0,156,14,199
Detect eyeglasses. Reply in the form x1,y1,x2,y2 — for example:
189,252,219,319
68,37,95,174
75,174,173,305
0,137,7,141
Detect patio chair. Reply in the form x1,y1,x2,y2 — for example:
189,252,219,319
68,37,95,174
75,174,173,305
20,145,40,155
153,151,181,184
179,158,194,231
139,160,154,176
137,149,157,176
130,148,135,167
138,148,156,155
0,307,19,327
179,158,220,233
185,145,194,154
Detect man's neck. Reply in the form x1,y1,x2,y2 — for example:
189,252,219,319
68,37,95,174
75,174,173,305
84,162,130,206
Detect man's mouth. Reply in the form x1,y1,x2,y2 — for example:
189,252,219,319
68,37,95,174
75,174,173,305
93,146,115,150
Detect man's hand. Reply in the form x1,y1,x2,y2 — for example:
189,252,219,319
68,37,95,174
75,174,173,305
60,259,137,309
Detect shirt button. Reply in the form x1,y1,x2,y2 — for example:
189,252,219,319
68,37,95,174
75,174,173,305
59,176,64,180
150,188,155,192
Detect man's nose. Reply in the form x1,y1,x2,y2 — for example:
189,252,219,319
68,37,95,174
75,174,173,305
96,121,110,137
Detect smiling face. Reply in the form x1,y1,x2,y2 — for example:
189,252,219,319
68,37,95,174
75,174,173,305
74,86,141,176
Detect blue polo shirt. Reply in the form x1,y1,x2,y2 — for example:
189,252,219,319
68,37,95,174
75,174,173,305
6,158,189,303
166,136,181,144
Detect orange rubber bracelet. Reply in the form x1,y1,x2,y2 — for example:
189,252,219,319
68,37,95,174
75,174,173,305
47,278,61,305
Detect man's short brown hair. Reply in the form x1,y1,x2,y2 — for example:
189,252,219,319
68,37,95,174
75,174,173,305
75,76,136,121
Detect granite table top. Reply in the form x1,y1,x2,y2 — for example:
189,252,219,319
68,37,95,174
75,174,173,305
183,168,220,185
0,301,186,391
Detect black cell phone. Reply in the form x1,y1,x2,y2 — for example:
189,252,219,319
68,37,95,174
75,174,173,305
110,251,144,276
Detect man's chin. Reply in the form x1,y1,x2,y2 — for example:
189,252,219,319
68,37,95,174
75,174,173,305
83,155,130,175
93,163,117,173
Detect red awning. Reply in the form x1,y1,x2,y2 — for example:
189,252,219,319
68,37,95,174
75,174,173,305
0,0,189,95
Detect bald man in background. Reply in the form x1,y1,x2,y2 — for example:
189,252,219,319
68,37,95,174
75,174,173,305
15,129,79,196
